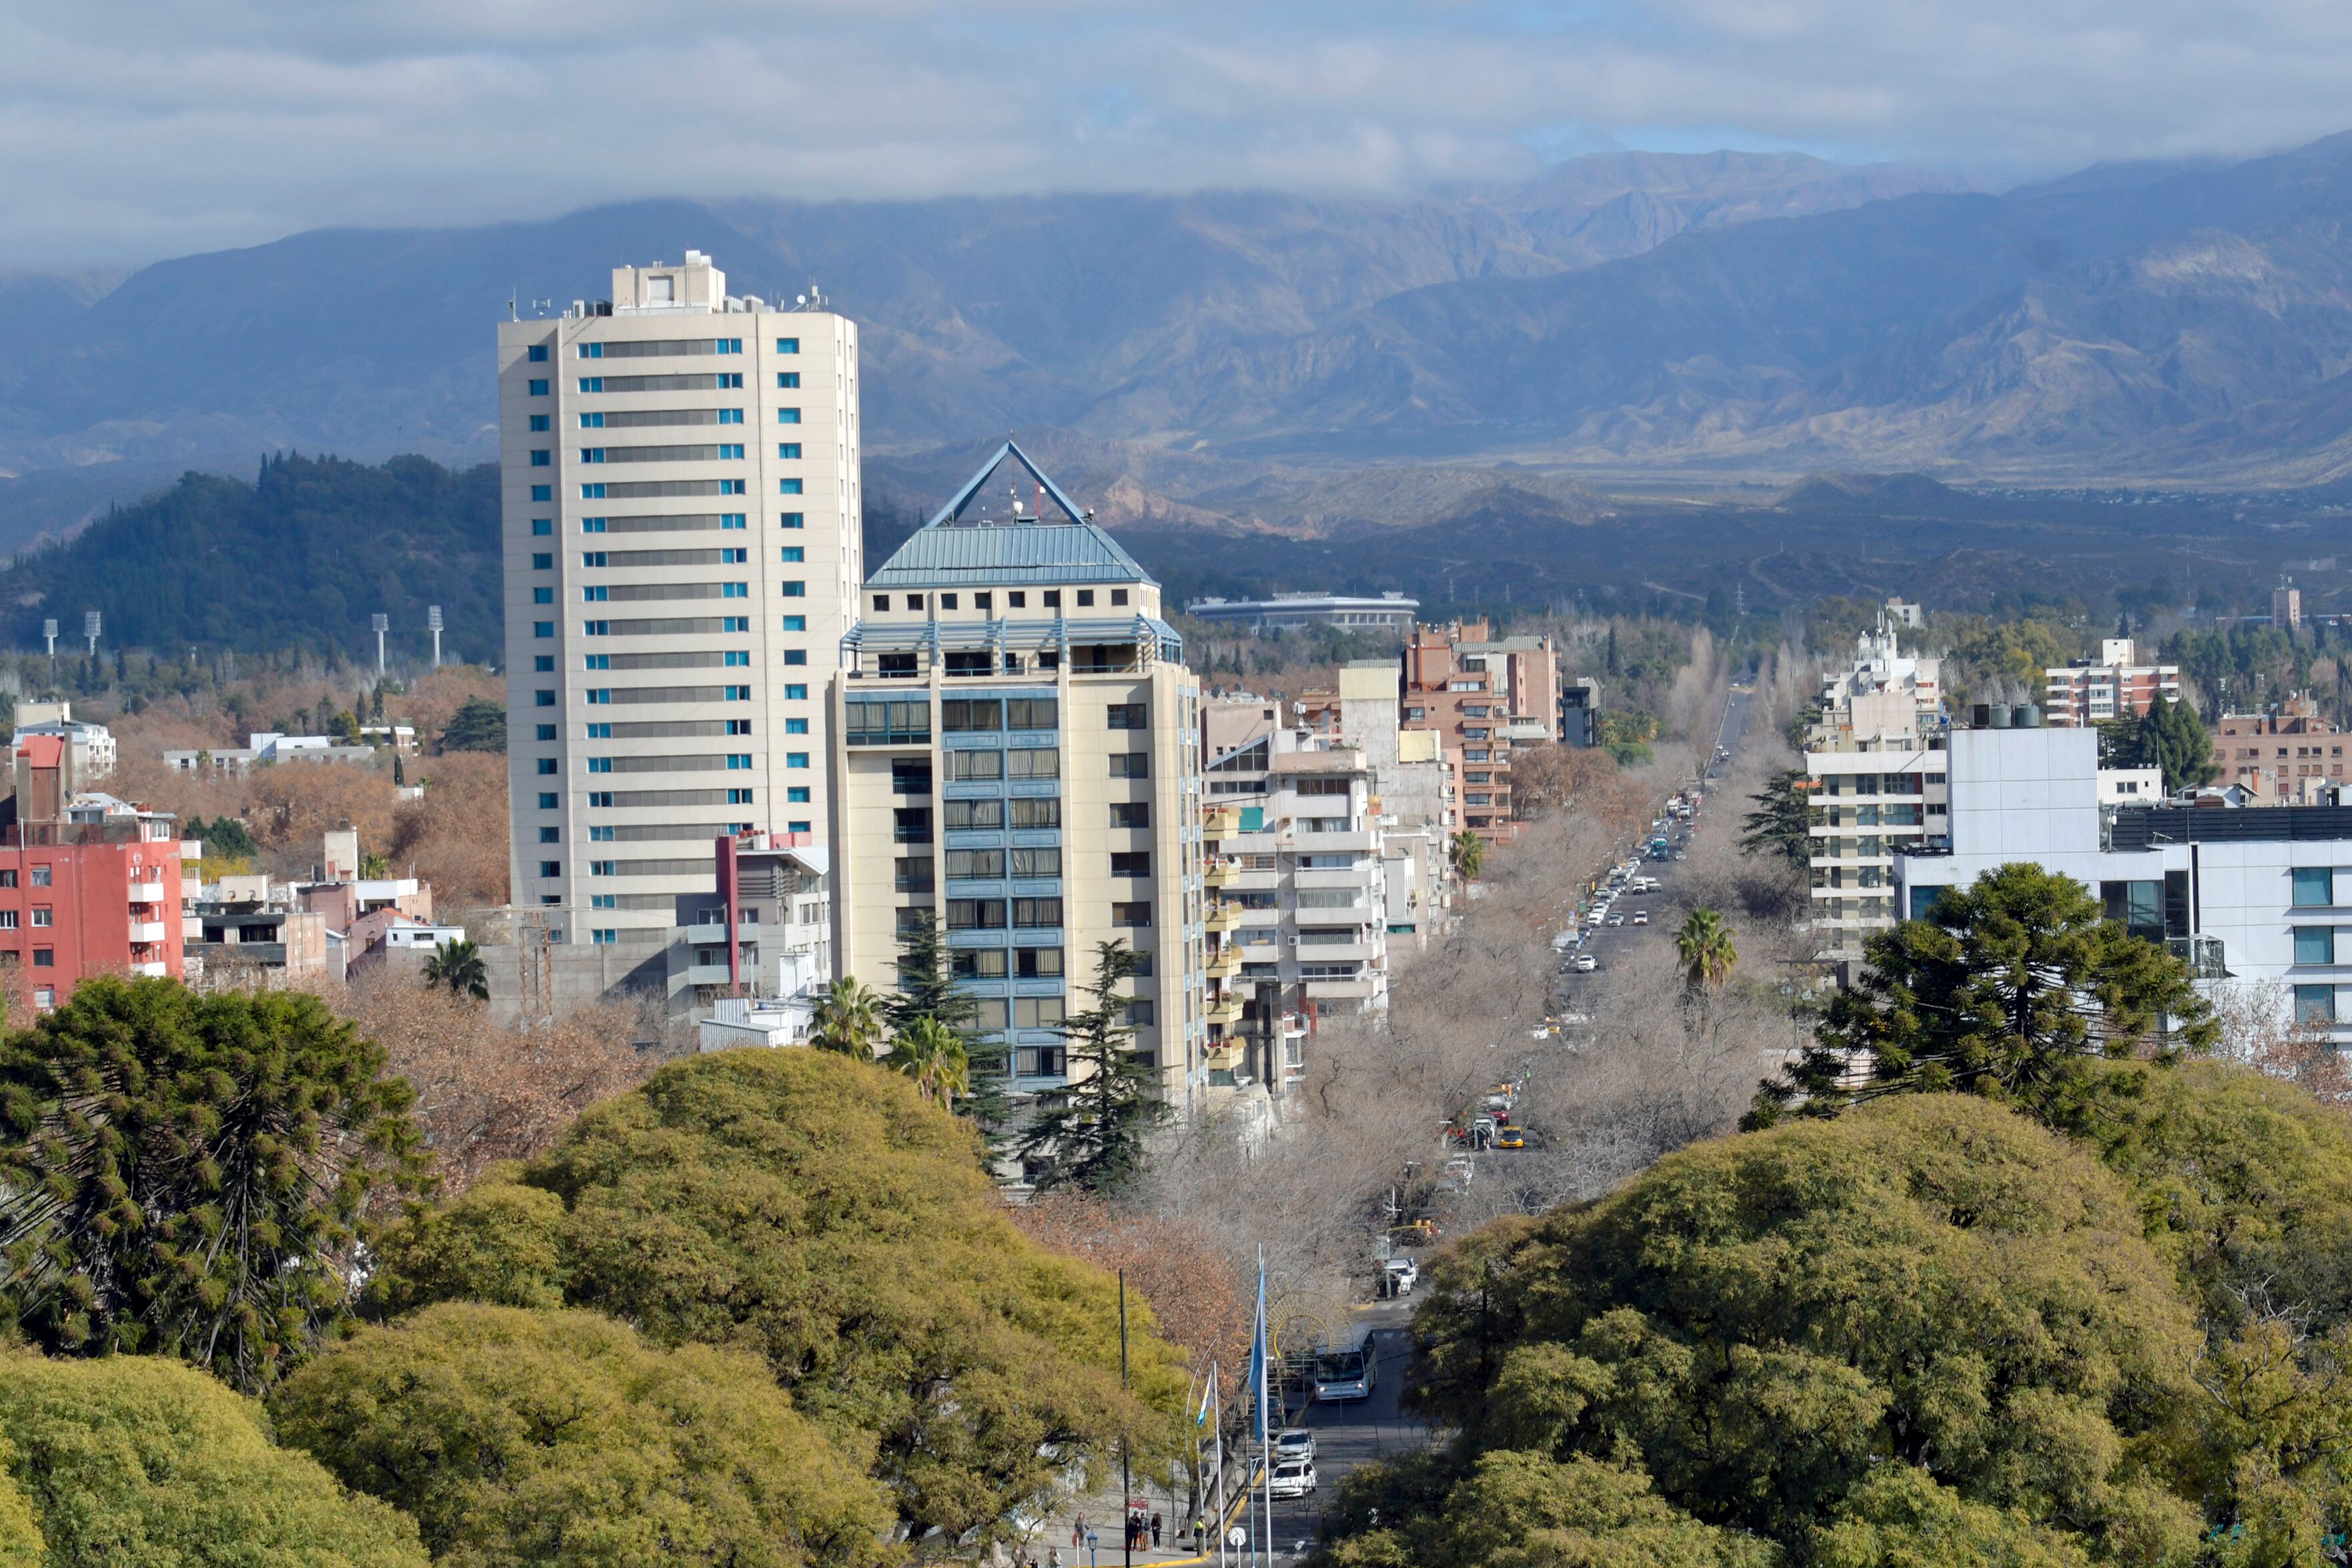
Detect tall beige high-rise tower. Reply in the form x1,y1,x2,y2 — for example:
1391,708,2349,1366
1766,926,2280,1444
498,252,860,950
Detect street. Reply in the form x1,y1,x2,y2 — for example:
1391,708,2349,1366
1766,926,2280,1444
1263,1300,1427,1557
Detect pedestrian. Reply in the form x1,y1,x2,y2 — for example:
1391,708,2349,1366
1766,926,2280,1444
1073,1515,1084,1549
1049,1551,1062,1568
1193,1518,1207,1555
1151,1513,1163,1548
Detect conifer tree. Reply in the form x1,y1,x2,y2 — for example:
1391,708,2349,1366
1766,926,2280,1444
1017,941,1162,1195
887,910,1010,1142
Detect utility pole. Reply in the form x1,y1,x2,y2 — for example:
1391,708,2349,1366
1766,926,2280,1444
428,605,444,668
371,614,389,676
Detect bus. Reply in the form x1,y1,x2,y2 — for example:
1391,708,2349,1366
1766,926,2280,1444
1313,1324,1379,1403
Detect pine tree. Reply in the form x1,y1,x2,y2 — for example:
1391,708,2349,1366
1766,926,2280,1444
2137,695,2217,794
1016,941,1163,1196
1738,770,1812,866
886,911,1010,1146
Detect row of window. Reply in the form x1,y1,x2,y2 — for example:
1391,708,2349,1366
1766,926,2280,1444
902,848,1152,880
929,897,1152,930
874,587,1127,614
891,800,1146,832
525,337,797,363
540,619,810,642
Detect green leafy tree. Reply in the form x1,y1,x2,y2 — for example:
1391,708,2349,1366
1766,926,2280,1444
439,696,506,754
1017,941,1163,1197
0,1347,427,1567
372,1048,1185,1544
0,979,424,1391
808,975,885,1057
2093,714,2143,770
1379,1095,2205,1566
887,908,1008,1135
1674,908,1737,990
1749,863,2216,1131
885,1016,971,1107
2136,694,2217,794
1449,829,1486,881
272,1303,895,1568
421,936,488,1000
1737,770,1812,866
193,814,258,859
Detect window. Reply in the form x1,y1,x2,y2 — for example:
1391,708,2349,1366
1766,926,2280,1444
532,485,552,501
776,443,802,459
532,518,552,536
1013,897,1063,929
536,688,556,707
536,656,556,672
782,620,806,635
724,686,750,701
784,683,808,700
953,948,1009,980
775,337,799,353
537,724,559,741
1015,997,1065,1029
847,698,931,746
944,698,1004,732
531,450,551,466
780,546,803,562
29,908,50,928
538,792,558,809
1107,702,1147,730
1110,752,1149,778
1043,590,1061,609
786,787,810,804
1111,852,1152,878
894,808,934,844
529,414,550,432
0,912,15,930
779,512,802,528
947,898,1005,930
585,758,611,774
1076,590,1095,608
718,408,743,424
776,371,800,387
893,759,933,794
1009,592,1027,608
784,718,808,735
540,860,564,878
998,749,1053,780
2295,868,2337,907
786,752,809,768
527,344,548,362
898,857,939,895
1111,802,1150,828
975,592,993,612
591,895,616,909
725,719,753,736
778,479,802,495
533,587,554,604
1123,999,1155,1026
591,929,618,946
951,750,1004,781
776,408,801,424
588,792,614,807
2296,984,2339,1024
945,798,1005,829
535,622,554,638
1015,946,1063,978
538,826,561,844
1112,902,1152,927
2296,926,2337,966
1011,797,1061,829
1010,847,1061,877
949,848,1006,879
31,950,51,968
1007,698,1057,730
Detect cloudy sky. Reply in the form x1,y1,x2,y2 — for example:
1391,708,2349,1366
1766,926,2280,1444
6,0,2351,268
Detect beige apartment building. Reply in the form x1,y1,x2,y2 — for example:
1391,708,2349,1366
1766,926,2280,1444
1401,619,1558,839
498,252,861,948
829,444,1207,1112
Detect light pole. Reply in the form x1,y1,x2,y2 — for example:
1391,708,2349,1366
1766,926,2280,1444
82,611,99,658
371,614,389,676
41,619,55,662
428,605,443,668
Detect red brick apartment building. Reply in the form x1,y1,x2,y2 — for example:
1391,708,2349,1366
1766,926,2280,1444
2217,694,2347,799
1401,619,1560,840
0,734,184,1008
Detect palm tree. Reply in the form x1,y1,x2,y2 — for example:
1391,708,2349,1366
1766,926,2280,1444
885,1016,970,1106
1676,908,1738,990
1449,829,1486,881
808,976,885,1057
422,936,488,1000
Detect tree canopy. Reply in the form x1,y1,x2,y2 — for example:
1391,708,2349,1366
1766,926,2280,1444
438,696,506,754
271,1303,894,1568
0,1349,426,1568
2104,694,2217,794
1352,1095,2205,1567
369,1047,1185,1544
1749,863,2214,1131
0,978,422,1390
1017,940,1163,1196
1738,770,1811,867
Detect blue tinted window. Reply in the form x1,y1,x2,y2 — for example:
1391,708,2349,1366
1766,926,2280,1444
2294,867,2337,906
2297,926,2339,965
528,344,548,361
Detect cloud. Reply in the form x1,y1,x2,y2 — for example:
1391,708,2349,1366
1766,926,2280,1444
3,0,2352,265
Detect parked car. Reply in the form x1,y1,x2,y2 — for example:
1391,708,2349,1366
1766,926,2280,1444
1495,1126,1528,1149
1443,1156,1476,1190
1608,913,1626,926
1383,1257,1420,1295
1574,954,1598,972
1276,1428,1317,1462
1269,1461,1318,1499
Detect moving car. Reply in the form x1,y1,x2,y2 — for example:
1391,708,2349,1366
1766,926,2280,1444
1269,1460,1318,1499
1275,1429,1317,1463
1632,910,1650,925
1574,954,1598,972
1608,913,1626,926
1495,1126,1528,1149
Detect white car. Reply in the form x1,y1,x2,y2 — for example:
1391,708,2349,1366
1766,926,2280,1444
1608,913,1626,926
1383,1257,1419,1295
1632,910,1650,926
1275,1428,1317,1463
1574,954,1598,972
1269,1460,1318,1499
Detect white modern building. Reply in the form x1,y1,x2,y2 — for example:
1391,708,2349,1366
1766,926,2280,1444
1183,592,1419,634
1894,724,2352,1042
498,251,861,950
2043,638,2183,728
1804,618,1950,958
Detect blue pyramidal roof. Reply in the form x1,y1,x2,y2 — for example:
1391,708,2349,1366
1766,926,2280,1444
866,441,1155,590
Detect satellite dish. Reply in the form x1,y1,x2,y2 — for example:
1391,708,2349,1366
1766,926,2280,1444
796,293,807,305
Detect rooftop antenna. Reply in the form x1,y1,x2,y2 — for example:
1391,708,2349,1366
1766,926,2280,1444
509,289,518,321
530,297,553,318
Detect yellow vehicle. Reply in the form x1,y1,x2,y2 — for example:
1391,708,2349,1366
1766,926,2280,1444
1495,1126,1528,1150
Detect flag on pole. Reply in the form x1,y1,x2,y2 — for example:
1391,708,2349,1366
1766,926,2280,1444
1247,1260,1269,1446
1195,1376,1213,1428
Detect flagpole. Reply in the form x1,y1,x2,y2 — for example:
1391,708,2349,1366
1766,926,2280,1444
1121,1271,1132,1568
1212,1361,1225,1568
1257,1251,1273,1568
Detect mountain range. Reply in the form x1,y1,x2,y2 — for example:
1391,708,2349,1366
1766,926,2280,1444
7,135,2352,552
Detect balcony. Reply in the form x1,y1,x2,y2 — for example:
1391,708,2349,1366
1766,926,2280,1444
1294,937,1381,962
1291,829,1375,854
1204,859,1241,889
1293,902,1371,926
1206,993,1243,1026
1293,866,1365,891
127,921,169,944
1303,976,1381,1000
1201,806,1241,838
1205,948,1241,979
1204,902,1242,934
682,963,735,986
684,921,762,944
128,880,167,903
130,960,169,978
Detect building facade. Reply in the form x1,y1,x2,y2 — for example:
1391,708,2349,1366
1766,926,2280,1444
1401,619,1559,838
2215,695,2347,800
665,834,833,1014
1183,592,1419,634
2042,639,2183,728
830,443,1206,1111
498,251,861,951
1803,619,1950,958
